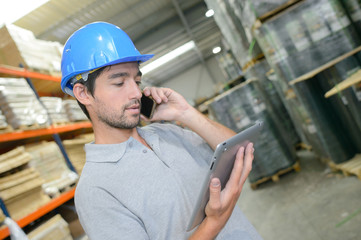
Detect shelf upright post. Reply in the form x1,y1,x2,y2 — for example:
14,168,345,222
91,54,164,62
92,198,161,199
0,198,10,218
19,64,78,174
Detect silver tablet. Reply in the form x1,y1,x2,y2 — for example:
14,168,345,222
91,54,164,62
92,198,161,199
187,121,263,231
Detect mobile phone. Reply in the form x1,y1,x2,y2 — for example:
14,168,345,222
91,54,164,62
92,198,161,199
141,93,156,119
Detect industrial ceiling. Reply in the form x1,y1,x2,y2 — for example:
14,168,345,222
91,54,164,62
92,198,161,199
14,0,223,86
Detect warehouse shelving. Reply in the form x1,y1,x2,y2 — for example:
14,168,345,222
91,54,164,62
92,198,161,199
289,46,361,85
0,64,61,82
0,188,75,239
0,121,92,142
0,64,63,96
324,69,361,98
0,64,91,237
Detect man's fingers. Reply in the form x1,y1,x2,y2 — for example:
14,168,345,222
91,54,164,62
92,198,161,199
207,178,222,211
226,146,245,190
239,143,254,185
146,87,169,104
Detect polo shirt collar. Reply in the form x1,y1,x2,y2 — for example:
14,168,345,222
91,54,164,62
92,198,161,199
84,126,160,163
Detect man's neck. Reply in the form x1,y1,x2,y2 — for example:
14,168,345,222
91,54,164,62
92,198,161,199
92,121,140,145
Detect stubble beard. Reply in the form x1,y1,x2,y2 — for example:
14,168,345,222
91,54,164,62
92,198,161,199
95,98,140,129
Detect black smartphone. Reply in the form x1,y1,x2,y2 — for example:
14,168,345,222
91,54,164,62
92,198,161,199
141,93,156,119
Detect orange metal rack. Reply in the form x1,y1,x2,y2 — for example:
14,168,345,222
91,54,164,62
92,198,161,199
0,188,76,239
0,121,92,142
0,65,61,82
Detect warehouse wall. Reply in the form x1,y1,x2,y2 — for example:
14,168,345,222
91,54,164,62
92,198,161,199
160,56,227,104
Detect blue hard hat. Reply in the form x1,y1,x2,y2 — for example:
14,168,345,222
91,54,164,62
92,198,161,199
61,22,154,96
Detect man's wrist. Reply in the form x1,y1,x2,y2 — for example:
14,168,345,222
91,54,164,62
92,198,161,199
176,106,200,127
189,217,221,240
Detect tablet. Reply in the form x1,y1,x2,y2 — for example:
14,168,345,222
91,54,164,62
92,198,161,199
187,121,263,231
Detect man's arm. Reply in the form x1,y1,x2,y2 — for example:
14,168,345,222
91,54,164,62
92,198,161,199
142,87,235,149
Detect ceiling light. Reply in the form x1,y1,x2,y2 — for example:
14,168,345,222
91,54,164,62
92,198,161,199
141,41,196,75
212,46,221,54
205,9,214,18
0,0,50,25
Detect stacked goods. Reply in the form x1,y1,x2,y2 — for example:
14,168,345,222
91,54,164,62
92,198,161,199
0,78,48,129
25,141,78,197
253,0,361,81
290,56,361,163
267,69,329,158
63,133,94,174
0,24,63,73
207,80,297,183
248,60,330,158
214,50,243,81
27,214,73,240
63,100,88,122
0,147,50,220
40,97,69,124
343,0,361,33
0,109,8,130
244,60,301,160
204,0,263,69
234,0,292,28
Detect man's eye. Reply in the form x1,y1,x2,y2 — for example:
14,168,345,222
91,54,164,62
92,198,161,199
114,82,124,86
136,81,142,86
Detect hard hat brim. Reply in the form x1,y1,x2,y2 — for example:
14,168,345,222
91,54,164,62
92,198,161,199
61,53,154,93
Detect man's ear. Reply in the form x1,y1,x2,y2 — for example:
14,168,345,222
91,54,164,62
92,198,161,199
73,83,92,105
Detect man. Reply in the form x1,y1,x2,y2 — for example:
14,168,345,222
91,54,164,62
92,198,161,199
61,22,262,239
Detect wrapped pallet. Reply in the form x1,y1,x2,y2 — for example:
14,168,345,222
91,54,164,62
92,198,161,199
0,24,62,73
63,100,88,122
39,97,69,124
27,214,73,240
207,80,297,183
0,147,50,220
0,78,48,129
204,0,263,69
253,0,361,81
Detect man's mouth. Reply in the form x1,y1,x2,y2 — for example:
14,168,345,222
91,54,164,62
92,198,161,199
125,104,140,114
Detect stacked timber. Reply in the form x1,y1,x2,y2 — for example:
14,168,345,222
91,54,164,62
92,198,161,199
0,147,50,220
27,214,73,240
63,133,94,174
25,141,78,197
0,78,48,129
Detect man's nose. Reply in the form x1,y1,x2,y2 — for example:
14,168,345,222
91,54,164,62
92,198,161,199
128,81,142,99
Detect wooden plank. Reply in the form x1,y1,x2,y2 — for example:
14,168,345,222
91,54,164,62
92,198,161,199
289,46,361,85
0,177,44,201
258,0,306,23
325,69,361,98
329,154,361,180
0,146,25,162
0,152,32,174
0,169,39,190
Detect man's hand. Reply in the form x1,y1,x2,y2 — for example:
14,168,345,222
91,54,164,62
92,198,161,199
189,143,254,240
142,87,236,150
142,87,190,122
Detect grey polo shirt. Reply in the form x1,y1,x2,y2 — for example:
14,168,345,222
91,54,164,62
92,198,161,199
75,123,262,240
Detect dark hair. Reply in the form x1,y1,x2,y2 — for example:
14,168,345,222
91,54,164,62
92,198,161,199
74,66,108,120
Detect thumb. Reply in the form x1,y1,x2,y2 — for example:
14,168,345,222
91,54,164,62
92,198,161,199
207,178,221,211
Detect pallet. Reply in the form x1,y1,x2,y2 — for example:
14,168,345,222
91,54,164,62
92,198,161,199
329,154,361,180
295,142,312,151
250,161,301,190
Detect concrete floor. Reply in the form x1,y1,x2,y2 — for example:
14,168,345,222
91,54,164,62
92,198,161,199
237,150,361,240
